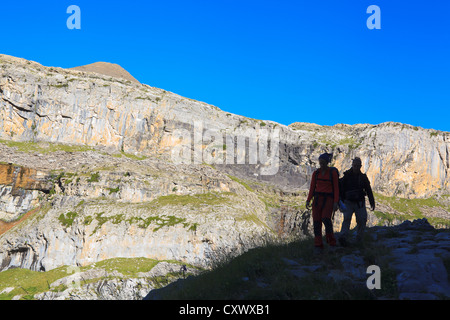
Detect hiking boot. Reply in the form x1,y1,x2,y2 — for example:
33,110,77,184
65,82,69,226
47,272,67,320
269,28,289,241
314,236,323,248
326,233,337,246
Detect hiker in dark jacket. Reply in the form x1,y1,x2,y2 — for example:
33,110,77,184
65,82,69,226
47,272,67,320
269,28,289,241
338,157,375,246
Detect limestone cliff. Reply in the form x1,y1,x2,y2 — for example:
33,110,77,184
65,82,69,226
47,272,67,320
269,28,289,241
0,163,52,222
288,122,450,198
0,54,449,300
0,54,448,198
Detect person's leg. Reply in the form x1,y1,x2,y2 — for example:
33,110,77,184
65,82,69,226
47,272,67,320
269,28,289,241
355,202,368,242
338,200,355,246
312,197,323,248
322,197,336,246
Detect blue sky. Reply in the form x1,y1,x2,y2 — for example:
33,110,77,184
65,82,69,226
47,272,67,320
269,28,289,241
1,1,449,131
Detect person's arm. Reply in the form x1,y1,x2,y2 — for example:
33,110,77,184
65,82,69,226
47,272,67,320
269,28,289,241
307,172,316,202
364,174,375,210
306,172,316,208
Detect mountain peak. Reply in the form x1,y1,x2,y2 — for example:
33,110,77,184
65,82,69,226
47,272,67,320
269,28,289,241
69,61,140,84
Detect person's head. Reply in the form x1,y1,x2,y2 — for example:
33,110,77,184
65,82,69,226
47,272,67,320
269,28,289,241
319,153,332,169
352,157,362,173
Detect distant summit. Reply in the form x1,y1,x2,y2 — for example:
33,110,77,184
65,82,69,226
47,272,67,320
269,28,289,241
69,61,140,84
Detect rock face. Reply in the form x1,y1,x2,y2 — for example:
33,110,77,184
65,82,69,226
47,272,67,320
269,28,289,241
288,122,450,198
0,54,449,300
0,154,272,272
1,54,449,198
0,163,52,221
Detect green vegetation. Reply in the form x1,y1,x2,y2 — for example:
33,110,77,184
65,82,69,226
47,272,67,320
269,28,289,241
238,119,248,126
126,215,195,232
227,174,253,192
318,136,337,148
58,192,230,235
373,192,450,228
427,217,450,228
0,266,70,300
315,136,361,150
50,83,68,88
147,192,231,208
0,139,95,154
235,212,267,229
87,172,100,182
92,257,160,277
0,257,197,300
373,211,399,226
135,96,152,101
338,137,361,150
111,151,147,160
258,191,306,212
63,172,77,185
58,211,78,228
85,212,124,234
83,200,204,234
107,187,120,194
375,192,445,217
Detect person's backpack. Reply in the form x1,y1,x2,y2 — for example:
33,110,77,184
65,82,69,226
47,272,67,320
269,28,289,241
314,167,339,189
312,167,339,209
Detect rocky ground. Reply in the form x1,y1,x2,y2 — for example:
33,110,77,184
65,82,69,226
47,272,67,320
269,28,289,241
287,218,450,300
145,219,450,300
4,218,448,300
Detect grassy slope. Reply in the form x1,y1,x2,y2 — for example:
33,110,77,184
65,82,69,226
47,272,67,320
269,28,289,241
0,257,192,300
373,192,450,227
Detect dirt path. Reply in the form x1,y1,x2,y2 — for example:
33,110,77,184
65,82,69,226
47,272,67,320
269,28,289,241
0,207,40,236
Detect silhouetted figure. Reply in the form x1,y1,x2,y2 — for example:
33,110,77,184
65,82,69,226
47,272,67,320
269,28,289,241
306,153,339,250
338,157,375,246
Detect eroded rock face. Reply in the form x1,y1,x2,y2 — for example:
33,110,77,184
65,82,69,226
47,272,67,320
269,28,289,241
0,192,271,272
1,54,449,198
0,163,52,221
288,122,450,198
0,149,275,272
0,54,448,284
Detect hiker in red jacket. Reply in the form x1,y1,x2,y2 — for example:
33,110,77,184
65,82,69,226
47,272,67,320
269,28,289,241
306,153,339,249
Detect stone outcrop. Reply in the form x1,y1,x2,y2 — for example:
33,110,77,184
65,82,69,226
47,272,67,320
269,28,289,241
0,155,273,272
1,54,449,198
0,54,449,300
288,122,450,198
0,163,52,221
